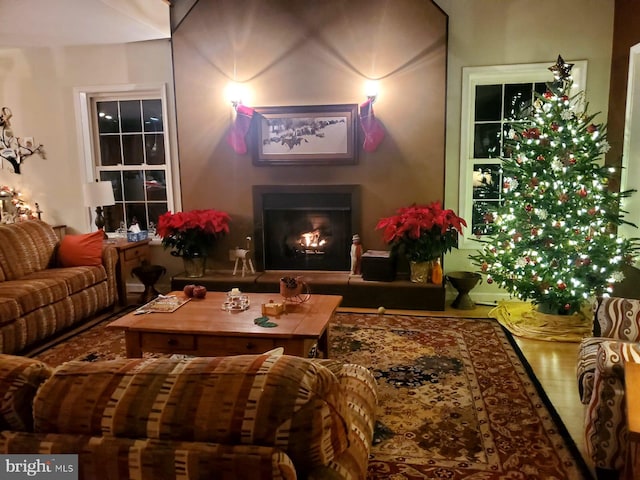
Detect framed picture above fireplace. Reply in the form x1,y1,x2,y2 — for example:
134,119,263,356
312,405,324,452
251,104,358,166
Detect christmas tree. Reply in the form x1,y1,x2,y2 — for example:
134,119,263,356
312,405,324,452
469,55,640,315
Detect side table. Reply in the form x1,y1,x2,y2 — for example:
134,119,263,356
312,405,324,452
624,360,640,480
104,238,151,306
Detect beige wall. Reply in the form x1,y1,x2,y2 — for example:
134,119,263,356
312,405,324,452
172,0,448,271
437,0,615,302
0,40,175,233
0,1,618,298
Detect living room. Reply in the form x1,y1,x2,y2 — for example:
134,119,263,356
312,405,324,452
1,1,639,479
0,0,637,302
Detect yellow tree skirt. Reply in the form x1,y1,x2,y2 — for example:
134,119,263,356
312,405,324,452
489,300,593,342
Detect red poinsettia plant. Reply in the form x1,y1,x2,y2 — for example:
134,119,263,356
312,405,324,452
157,209,231,258
376,201,467,262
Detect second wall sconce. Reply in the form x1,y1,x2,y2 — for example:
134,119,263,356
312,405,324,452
359,80,385,152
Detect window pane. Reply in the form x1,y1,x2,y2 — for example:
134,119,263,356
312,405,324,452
143,100,163,133
145,133,165,165
120,100,142,133
472,200,499,236
97,101,119,134
122,135,144,165
99,136,121,166
534,82,547,96
126,203,148,230
504,83,534,119
123,171,145,201
475,85,502,121
472,164,501,200
473,123,501,158
145,170,167,201
103,204,124,232
100,171,123,201
148,203,168,229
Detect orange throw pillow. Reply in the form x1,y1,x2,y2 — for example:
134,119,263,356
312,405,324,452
58,231,104,267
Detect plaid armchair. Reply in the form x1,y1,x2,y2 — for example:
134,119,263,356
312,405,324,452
576,296,640,478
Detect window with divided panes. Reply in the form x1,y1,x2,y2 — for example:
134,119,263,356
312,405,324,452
471,82,546,235
459,62,587,246
93,97,170,233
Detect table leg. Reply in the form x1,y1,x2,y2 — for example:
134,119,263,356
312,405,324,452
124,332,143,358
318,329,329,358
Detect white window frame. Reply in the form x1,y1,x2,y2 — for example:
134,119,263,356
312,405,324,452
458,60,587,249
74,83,178,235
620,42,640,267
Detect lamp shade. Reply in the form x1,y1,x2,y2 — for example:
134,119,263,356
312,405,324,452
82,181,115,208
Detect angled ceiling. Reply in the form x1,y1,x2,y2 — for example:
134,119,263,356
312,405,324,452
0,0,170,48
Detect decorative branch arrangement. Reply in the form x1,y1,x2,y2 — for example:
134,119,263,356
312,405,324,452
0,107,46,174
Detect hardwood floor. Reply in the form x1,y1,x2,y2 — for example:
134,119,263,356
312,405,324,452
339,303,593,476
514,337,590,472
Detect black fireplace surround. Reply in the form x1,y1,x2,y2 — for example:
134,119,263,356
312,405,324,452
252,185,361,271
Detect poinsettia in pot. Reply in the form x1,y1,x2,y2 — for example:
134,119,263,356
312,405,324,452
375,201,467,283
157,209,231,278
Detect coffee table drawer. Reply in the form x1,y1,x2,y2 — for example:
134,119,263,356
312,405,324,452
142,333,196,352
197,336,276,356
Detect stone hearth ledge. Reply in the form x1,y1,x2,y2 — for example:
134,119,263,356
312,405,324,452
170,270,445,310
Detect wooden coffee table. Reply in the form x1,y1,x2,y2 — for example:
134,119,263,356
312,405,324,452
107,291,342,358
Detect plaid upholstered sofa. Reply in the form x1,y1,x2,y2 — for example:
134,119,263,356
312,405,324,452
0,352,377,479
0,221,117,354
577,296,640,478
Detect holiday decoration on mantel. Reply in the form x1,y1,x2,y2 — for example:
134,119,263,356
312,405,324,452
470,55,640,316
0,107,46,174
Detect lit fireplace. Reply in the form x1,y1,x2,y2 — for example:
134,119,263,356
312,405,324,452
253,185,360,271
298,229,327,255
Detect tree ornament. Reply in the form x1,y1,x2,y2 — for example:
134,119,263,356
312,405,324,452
548,55,574,81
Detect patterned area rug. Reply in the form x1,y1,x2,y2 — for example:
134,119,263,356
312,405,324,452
31,310,592,479
329,313,592,480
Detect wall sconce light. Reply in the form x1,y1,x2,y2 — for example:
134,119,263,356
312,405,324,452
364,80,379,101
360,79,385,152
225,81,247,108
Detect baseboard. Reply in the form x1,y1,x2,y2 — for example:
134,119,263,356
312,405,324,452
446,291,510,307
127,282,145,293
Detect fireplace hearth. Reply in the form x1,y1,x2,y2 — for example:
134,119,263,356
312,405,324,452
253,185,360,271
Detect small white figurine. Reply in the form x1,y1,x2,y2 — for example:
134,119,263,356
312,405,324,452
350,234,363,276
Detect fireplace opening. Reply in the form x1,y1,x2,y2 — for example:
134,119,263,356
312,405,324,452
253,185,360,271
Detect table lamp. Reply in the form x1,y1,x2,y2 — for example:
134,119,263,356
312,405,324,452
82,181,115,238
